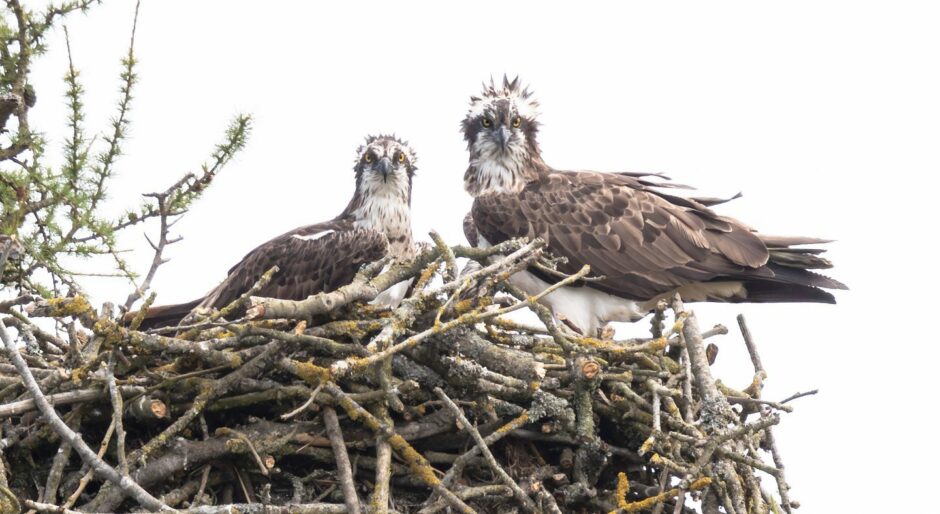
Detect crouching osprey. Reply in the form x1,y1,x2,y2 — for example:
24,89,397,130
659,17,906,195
461,77,846,335
135,135,418,329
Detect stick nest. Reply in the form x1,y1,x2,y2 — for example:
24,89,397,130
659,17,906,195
0,237,805,514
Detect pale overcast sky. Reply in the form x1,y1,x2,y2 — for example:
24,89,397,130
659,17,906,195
25,1,940,512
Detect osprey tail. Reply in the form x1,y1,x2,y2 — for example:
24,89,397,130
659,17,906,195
734,235,847,304
124,297,204,330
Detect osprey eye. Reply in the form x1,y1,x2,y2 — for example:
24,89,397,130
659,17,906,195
364,154,373,163
512,116,522,128
481,118,492,128
398,152,405,163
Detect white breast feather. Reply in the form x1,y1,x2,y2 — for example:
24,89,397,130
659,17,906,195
351,175,414,259
477,235,645,334
369,262,414,309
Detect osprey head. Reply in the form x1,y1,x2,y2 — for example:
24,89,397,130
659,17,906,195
462,76,543,197
354,134,417,200
462,75,540,159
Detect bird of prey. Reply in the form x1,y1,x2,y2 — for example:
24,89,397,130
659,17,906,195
461,77,846,335
135,135,418,329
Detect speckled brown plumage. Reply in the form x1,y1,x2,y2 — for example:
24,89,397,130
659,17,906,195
199,221,388,310
469,170,845,303
134,135,417,329
462,77,845,316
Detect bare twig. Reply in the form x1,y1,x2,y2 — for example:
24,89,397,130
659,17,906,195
123,174,194,310
435,387,538,513
321,407,361,514
106,353,129,474
318,381,477,514
780,389,818,404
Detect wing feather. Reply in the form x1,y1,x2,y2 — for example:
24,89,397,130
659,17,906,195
204,222,388,309
471,170,838,302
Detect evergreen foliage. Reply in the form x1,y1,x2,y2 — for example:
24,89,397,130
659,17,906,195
0,0,250,301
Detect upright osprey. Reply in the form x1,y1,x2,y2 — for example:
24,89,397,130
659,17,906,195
136,135,418,329
461,77,845,334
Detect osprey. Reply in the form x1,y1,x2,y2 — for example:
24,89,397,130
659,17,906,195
461,77,846,334
135,135,418,329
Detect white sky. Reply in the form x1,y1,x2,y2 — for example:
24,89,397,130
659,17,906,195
22,1,940,512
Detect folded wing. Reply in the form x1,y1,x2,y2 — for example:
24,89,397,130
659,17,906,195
201,222,389,309
470,170,845,304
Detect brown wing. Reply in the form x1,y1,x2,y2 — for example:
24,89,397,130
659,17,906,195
472,170,844,303
202,221,389,309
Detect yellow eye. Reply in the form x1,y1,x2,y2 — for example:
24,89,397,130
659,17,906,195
364,153,373,163
398,152,405,163
481,118,492,128
512,116,522,128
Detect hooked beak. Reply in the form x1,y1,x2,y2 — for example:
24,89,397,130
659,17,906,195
375,157,392,181
493,126,511,151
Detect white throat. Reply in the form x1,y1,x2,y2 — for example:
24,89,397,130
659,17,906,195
466,139,533,196
471,156,526,195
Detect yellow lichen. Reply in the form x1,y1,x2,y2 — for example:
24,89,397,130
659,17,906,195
323,319,382,339
414,263,439,291
570,335,619,352
338,396,361,421
608,474,712,513
152,360,184,374
717,381,748,398
539,352,566,364
287,359,331,385
452,299,476,315
253,319,282,330
0,483,22,514
615,472,630,509
46,295,92,318
570,335,667,357
496,412,529,434
665,401,681,416
92,317,123,347
659,355,680,373
388,434,440,486
69,367,89,383
344,356,367,373
650,336,668,351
